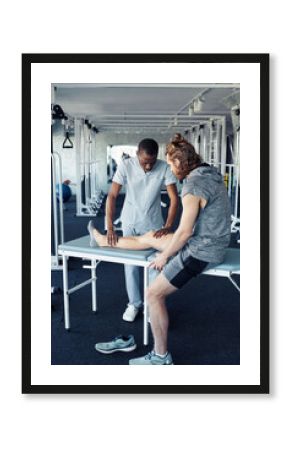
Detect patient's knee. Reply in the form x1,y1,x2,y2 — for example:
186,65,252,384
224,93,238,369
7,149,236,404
146,285,163,305
144,230,155,238
140,230,155,245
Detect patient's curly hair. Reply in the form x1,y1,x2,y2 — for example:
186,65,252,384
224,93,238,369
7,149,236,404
166,133,202,178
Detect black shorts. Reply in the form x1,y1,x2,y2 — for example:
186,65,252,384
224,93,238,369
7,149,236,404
162,247,208,289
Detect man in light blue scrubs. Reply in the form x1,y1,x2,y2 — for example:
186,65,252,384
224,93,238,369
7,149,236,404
106,138,179,322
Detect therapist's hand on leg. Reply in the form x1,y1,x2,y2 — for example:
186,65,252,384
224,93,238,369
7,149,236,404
153,227,171,239
107,229,118,246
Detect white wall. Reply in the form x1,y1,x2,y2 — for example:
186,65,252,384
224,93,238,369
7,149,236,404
95,132,172,191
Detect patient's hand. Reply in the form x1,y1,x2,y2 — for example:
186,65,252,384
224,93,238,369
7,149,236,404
149,252,168,271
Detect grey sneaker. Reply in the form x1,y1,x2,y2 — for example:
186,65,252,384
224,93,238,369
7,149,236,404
129,351,173,365
95,335,136,354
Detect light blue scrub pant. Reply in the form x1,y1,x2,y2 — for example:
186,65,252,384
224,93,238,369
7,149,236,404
122,224,159,308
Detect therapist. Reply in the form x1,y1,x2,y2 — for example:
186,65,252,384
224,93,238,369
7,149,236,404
106,138,179,322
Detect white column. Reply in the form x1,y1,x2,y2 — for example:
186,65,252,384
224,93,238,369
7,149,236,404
220,116,227,175
62,255,70,329
91,259,98,312
74,118,82,216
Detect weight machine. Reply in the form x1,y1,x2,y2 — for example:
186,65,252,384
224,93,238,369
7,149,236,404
74,118,105,217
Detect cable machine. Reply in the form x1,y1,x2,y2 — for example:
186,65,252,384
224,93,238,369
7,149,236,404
51,104,66,271
74,118,105,217
188,112,240,240
230,105,240,239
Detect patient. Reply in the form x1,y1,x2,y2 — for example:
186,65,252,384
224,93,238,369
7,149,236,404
89,134,231,365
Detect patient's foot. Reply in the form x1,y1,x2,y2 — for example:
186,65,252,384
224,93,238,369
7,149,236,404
87,221,108,247
87,220,97,247
93,229,108,247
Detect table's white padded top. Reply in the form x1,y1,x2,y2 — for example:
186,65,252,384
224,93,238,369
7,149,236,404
58,235,156,261
203,247,240,273
59,236,240,271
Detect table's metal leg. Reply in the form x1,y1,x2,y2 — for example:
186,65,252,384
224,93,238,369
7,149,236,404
143,266,149,346
62,255,70,329
91,259,98,312
229,274,240,292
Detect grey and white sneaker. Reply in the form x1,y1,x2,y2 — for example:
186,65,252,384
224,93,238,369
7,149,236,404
122,304,140,322
129,351,173,365
95,335,136,354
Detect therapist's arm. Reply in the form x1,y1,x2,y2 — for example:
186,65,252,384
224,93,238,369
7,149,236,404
153,183,179,238
150,194,203,270
105,182,122,246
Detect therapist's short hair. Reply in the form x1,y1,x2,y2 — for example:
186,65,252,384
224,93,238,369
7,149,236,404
138,138,159,156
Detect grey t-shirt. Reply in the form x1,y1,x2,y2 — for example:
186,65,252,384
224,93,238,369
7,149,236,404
113,156,177,229
182,164,231,263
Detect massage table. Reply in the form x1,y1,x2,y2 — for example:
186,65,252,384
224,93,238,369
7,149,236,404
58,236,240,346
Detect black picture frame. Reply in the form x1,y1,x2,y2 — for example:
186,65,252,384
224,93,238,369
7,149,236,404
22,53,269,394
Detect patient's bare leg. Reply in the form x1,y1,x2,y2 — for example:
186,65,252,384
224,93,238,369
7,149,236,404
89,222,173,251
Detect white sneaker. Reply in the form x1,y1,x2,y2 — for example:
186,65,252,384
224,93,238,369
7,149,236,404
123,304,140,322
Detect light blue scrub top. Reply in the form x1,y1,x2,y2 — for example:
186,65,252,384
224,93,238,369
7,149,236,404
113,156,177,230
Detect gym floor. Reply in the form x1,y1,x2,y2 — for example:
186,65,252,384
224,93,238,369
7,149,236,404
51,194,240,365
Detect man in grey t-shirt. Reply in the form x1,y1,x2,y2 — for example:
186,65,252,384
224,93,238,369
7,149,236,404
106,138,179,322
179,163,231,263
128,134,231,365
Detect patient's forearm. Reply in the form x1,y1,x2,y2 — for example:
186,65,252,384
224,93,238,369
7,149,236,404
162,229,191,259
